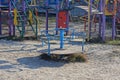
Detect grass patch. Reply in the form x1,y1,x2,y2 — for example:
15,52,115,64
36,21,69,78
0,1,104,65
87,37,104,43
40,53,88,63
67,53,87,62
106,40,120,45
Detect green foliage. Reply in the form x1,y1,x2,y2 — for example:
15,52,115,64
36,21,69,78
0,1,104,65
106,40,120,45
67,53,87,62
40,53,88,63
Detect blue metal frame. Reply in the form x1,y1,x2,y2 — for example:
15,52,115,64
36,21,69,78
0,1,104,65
48,0,56,4
60,29,64,49
40,28,86,55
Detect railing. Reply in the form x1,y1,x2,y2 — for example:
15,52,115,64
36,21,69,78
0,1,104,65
10,0,38,38
24,0,38,38
10,0,25,38
40,28,86,55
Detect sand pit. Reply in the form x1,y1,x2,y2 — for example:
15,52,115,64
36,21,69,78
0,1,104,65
0,39,120,80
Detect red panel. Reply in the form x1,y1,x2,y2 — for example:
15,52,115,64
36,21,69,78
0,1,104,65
58,11,68,29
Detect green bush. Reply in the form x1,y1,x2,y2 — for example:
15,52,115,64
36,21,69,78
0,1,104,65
106,40,120,45
40,53,88,63
67,53,87,62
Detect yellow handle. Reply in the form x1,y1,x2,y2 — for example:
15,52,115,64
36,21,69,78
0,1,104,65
13,9,18,26
29,10,33,24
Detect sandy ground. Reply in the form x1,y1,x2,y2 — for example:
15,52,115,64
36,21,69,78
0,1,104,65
0,39,120,80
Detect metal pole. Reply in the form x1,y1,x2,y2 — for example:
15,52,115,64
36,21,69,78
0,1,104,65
82,37,85,52
60,29,64,49
102,0,106,41
8,0,12,36
112,15,116,40
46,0,49,34
87,0,92,41
48,37,51,55
99,0,102,37
56,0,59,34
13,0,16,36
21,0,26,38
66,0,69,35
0,0,2,35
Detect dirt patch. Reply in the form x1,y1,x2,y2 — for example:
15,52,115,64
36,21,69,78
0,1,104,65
40,53,88,63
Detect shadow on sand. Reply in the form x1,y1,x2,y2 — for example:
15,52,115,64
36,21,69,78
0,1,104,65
0,60,14,70
17,56,65,69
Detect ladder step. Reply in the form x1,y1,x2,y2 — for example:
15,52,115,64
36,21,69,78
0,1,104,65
29,5,39,7
1,10,14,13
26,30,34,31
10,0,37,38
17,15,26,17
17,25,22,27
17,20,26,21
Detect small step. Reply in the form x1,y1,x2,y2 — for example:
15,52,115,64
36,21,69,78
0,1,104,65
17,25,22,27
17,20,26,22
93,12,103,14
17,15,26,17
29,5,39,7
1,10,14,13
26,29,34,31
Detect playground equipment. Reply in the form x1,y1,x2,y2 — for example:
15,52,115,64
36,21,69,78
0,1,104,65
72,0,119,41
1,0,120,56
89,0,106,41
37,0,120,55
43,0,71,33
39,0,86,55
0,0,38,38
116,0,120,36
40,28,86,55
0,0,120,40
42,0,70,48
89,0,120,40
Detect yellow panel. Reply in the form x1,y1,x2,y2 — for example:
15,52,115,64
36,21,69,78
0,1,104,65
105,0,117,15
